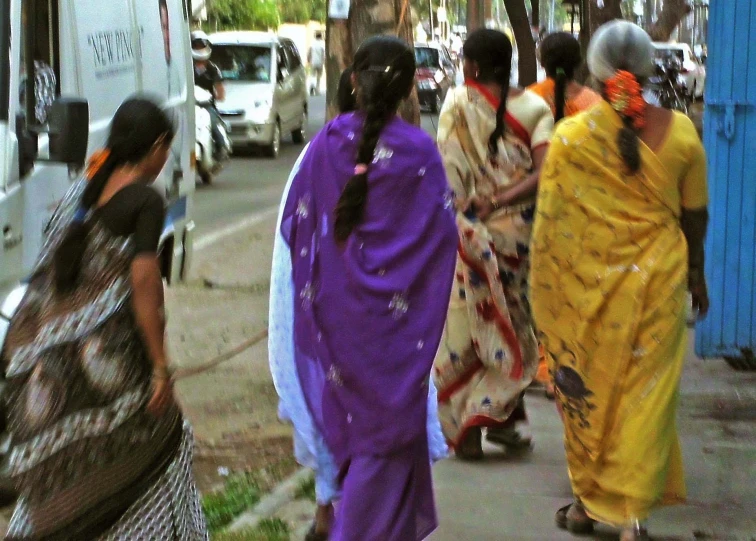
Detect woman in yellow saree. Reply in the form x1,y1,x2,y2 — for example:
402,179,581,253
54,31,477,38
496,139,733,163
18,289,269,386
433,29,553,460
530,22,710,540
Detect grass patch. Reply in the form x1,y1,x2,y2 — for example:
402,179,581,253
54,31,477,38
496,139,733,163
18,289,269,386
211,518,290,541
294,474,316,502
202,473,262,532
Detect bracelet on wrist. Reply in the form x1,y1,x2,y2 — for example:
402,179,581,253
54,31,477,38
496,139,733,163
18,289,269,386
490,196,501,211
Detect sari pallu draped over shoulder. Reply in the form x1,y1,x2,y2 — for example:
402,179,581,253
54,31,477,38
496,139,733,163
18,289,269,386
530,102,689,526
1,179,207,540
432,83,540,450
280,112,458,466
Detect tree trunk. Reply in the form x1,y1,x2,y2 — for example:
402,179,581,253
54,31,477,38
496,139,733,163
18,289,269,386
531,0,539,28
325,0,421,124
503,0,537,86
587,0,623,35
648,0,691,42
467,0,484,31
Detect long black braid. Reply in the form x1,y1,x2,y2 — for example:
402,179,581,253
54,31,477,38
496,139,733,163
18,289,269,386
540,32,583,122
53,97,175,292
333,36,415,243
463,29,513,156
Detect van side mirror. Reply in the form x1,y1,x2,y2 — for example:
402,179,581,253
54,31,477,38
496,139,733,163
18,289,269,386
47,98,89,167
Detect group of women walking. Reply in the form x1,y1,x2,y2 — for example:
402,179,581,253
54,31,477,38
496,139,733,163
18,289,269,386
269,19,709,541
0,16,708,541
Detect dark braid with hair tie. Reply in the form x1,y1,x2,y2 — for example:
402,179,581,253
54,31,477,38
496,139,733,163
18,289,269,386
617,116,641,173
487,64,511,156
540,32,582,123
333,37,416,243
53,97,175,293
462,29,514,157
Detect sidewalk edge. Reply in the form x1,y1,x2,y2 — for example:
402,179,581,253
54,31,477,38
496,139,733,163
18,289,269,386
227,467,312,532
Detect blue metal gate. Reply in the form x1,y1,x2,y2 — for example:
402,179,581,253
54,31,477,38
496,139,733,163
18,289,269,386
695,0,756,367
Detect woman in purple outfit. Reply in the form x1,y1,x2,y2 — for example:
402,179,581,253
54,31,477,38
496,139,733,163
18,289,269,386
280,36,458,540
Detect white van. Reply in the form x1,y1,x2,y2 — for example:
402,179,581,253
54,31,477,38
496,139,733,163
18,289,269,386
0,0,196,338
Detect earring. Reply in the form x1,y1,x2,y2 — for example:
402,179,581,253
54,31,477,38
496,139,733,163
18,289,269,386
351,88,356,95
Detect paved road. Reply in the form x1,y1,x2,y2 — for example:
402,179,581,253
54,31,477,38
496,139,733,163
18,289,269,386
192,96,441,239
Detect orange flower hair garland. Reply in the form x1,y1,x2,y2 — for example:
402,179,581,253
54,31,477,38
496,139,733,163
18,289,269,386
605,70,647,129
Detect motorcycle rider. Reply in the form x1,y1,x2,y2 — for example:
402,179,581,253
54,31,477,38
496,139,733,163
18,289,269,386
191,31,227,160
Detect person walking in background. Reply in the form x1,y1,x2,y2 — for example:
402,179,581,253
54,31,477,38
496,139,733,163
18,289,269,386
529,32,602,123
308,32,326,95
280,36,457,540
432,29,553,460
530,21,709,540
527,31,601,399
1,97,207,539
269,65,449,541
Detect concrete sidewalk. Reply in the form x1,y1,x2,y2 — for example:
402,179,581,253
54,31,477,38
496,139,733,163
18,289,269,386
430,343,756,541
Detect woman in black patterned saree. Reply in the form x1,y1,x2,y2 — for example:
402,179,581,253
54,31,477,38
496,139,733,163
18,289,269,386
1,97,207,539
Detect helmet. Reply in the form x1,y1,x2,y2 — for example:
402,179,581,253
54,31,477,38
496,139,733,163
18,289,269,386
191,30,212,61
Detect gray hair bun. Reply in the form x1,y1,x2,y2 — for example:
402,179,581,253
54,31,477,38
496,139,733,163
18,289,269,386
587,20,655,82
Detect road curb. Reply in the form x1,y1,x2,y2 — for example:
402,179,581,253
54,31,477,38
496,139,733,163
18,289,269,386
227,467,312,532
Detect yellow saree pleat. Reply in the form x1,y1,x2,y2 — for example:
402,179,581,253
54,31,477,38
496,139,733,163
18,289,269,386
531,102,688,526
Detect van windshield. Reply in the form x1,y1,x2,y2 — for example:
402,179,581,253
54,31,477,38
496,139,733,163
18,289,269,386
212,45,273,83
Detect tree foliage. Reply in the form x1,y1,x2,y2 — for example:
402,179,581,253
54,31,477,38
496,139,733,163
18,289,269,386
206,0,280,30
280,0,327,24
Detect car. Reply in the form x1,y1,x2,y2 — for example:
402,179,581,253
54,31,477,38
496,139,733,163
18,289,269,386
209,32,309,158
415,42,457,113
652,42,706,99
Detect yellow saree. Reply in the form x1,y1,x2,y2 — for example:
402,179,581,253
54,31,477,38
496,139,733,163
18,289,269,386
530,101,692,525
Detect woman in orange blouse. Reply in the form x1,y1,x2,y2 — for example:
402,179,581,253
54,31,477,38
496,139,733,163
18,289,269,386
529,32,602,123
528,32,602,398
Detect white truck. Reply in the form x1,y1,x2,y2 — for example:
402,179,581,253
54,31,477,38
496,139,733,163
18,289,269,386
0,0,197,345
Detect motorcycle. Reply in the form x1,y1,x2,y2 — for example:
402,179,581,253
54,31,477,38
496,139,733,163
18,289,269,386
194,85,231,185
644,55,691,115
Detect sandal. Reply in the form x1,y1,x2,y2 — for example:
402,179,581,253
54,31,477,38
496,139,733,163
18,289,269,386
620,522,650,541
486,426,533,452
456,427,483,461
555,502,595,535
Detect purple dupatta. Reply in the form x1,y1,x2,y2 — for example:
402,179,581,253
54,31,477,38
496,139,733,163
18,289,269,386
280,112,457,465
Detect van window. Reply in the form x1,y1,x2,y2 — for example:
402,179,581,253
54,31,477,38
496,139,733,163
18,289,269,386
284,42,302,71
20,0,59,125
212,45,273,83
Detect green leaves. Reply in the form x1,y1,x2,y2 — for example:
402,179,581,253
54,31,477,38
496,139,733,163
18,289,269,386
206,0,327,29
207,0,280,31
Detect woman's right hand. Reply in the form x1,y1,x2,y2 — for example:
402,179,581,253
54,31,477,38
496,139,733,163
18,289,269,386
147,375,175,417
689,270,710,319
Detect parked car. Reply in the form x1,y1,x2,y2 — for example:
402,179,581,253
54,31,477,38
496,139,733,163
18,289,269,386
415,42,457,113
652,42,706,100
209,32,308,158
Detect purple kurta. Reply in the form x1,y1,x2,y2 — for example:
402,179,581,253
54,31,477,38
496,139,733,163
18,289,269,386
281,113,457,539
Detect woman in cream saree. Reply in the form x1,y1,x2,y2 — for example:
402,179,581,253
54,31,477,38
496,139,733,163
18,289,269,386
433,29,553,459
530,22,709,540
